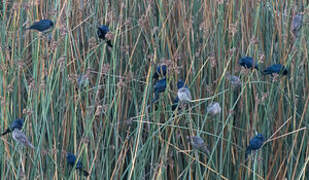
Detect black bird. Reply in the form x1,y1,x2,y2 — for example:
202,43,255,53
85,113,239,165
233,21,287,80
239,56,259,70
1,118,24,136
97,25,113,47
152,78,167,103
66,152,89,177
153,65,167,80
245,133,265,159
27,19,54,32
263,64,288,76
177,80,187,89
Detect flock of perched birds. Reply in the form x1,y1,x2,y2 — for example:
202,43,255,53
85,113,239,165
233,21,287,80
151,55,288,160
0,19,111,177
1,15,296,177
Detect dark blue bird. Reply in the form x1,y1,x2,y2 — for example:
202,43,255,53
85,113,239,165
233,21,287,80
97,25,112,47
27,19,54,32
177,80,188,89
239,56,259,70
66,152,89,177
245,133,265,159
263,64,288,76
153,65,167,80
1,118,24,136
152,78,167,103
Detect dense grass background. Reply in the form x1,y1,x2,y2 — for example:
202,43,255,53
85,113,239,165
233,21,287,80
0,0,308,179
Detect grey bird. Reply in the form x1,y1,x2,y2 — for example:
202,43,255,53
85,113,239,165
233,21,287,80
177,87,192,103
12,129,34,149
226,74,241,87
190,136,210,154
177,80,192,103
291,14,303,37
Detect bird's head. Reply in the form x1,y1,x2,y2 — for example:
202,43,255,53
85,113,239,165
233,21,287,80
177,80,185,89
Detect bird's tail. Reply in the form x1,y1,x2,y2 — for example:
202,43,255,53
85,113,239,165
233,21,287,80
202,146,210,155
106,40,113,47
1,129,11,136
80,169,89,177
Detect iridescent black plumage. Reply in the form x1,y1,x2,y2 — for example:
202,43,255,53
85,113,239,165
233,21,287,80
151,78,167,103
97,25,112,47
245,133,265,158
239,56,259,70
1,118,24,136
27,19,54,32
153,65,167,80
263,64,288,76
66,152,89,177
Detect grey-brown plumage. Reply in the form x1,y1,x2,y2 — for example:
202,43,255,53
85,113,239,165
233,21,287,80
12,129,34,149
177,87,192,102
207,102,221,115
292,14,303,37
226,74,241,88
190,136,210,154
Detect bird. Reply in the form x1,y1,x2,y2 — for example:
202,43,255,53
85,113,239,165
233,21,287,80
245,133,265,159
153,65,167,80
177,80,192,103
207,102,221,115
27,19,54,32
97,25,113,47
238,56,259,70
77,74,89,88
291,14,303,37
177,80,186,89
66,152,89,177
263,64,288,76
12,129,34,149
190,136,210,154
226,74,241,87
152,78,167,103
1,118,24,136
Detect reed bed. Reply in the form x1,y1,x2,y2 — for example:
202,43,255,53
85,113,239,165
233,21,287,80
0,0,308,179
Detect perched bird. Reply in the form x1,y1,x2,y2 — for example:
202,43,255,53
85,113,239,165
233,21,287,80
245,133,265,159
66,152,89,177
27,19,54,32
226,74,241,88
177,80,186,89
152,78,167,103
239,56,259,70
177,80,192,103
153,65,167,80
12,129,34,149
97,25,113,47
263,64,288,76
1,118,24,136
207,102,221,116
190,136,210,154
291,14,303,37
77,74,89,88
